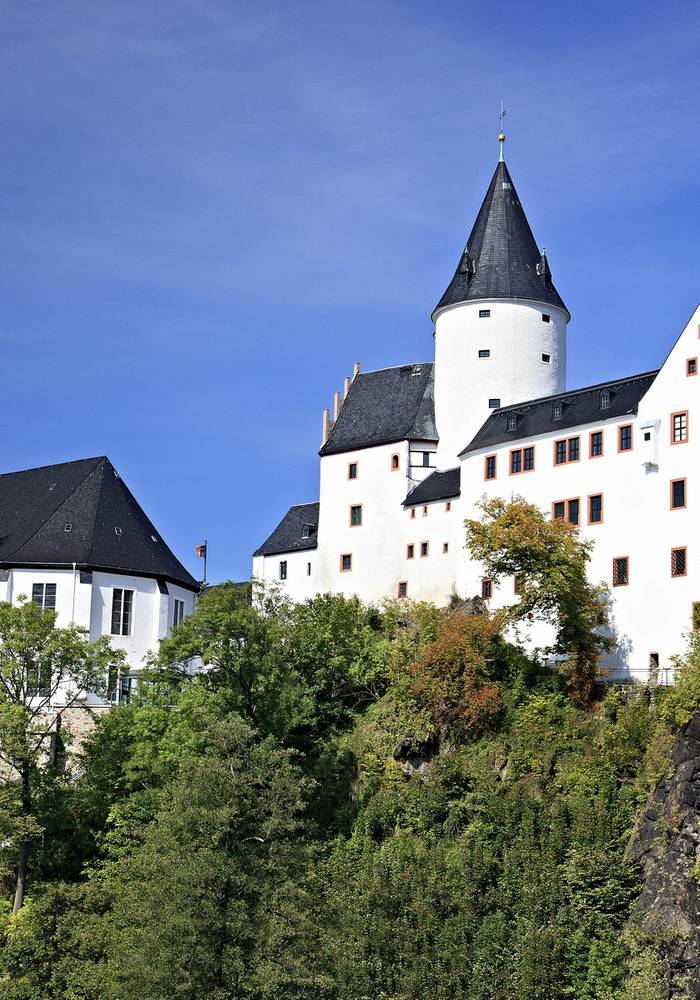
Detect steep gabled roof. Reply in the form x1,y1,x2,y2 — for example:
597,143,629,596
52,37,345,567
0,456,198,590
433,159,569,320
253,502,319,557
403,468,461,507
461,371,659,455
320,363,438,456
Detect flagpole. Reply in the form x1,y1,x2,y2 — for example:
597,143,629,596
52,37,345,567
204,539,208,585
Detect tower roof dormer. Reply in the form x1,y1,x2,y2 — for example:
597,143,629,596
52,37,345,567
433,146,570,321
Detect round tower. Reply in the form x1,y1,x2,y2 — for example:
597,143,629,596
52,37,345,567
433,134,570,467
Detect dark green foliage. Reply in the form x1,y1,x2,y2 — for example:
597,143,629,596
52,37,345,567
0,589,690,998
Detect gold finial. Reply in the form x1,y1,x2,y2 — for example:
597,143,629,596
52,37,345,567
498,101,506,161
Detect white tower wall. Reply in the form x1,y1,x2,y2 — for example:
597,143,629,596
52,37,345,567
433,299,568,466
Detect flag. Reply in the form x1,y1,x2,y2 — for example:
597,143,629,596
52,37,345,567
195,543,207,559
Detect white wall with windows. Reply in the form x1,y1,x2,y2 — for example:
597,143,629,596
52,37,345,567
0,566,197,706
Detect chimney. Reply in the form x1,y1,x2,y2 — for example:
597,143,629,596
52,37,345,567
343,375,351,398
352,361,361,380
321,408,331,446
333,391,342,422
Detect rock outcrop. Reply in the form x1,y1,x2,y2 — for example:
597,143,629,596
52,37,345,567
626,712,700,997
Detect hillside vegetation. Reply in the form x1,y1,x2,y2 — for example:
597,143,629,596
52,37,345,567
1,501,699,998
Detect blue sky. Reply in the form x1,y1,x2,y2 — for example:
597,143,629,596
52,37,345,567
1,0,698,582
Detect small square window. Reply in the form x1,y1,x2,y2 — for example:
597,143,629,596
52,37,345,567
340,554,352,572
542,353,551,363
671,479,686,509
613,557,629,587
485,455,497,480
420,541,429,557
542,313,551,323
481,578,493,599
398,581,408,598
671,547,687,577
478,349,490,358
348,462,358,480
479,309,491,318
406,544,415,559
687,358,698,376
644,431,651,442
488,398,501,409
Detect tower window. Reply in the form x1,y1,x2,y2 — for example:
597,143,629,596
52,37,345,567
488,398,501,409
671,547,687,577
443,542,449,554
481,578,493,599
398,581,408,598
600,389,611,410
552,401,563,420
478,349,490,358
422,452,431,467
542,313,551,323
391,453,400,470
410,508,416,519
542,353,551,363
613,557,629,587
350,505,362,527
340,554,352,572
307,562,311,576
671,479,686,509
173,599,185,628
348,462,358,480
420,541,429,557
479,309,491,318
507,413,518,432
406,544,415,559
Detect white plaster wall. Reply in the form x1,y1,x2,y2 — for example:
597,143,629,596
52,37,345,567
434,299,567,467
1,566,196,705
253,549,317,600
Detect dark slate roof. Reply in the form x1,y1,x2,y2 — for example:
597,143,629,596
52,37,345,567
433,159,569,320
403,467,461,507
320,364,438,456
461,371,659,455
253,502,319,557
0,456,199,590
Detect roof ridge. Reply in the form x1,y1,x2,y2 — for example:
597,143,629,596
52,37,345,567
356,361,433,377
0,455,107,480
497,369,660,412
84,458,111,567
1,457,104,562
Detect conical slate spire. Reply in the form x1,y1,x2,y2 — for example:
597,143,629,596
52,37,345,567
433,159,569,320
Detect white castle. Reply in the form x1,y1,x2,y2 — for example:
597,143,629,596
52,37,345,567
254,134,700,684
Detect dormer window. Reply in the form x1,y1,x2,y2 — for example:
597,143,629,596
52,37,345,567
114,527,122,537
600,389,611,410
64,523,72,532
301,526,311,539
552,401,563,420
507,413,518,432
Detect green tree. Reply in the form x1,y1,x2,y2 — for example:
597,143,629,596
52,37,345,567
466,496,613,704
0,598,119,911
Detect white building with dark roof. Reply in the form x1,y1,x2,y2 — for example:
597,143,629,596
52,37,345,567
0,455,199,705
254,134,699,683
